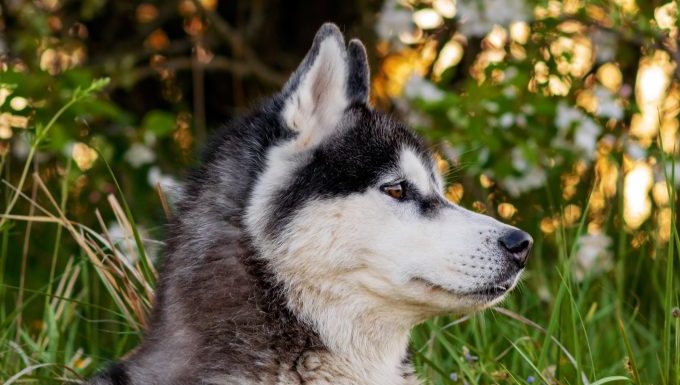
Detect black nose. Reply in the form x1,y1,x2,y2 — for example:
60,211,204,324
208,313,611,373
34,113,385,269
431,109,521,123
499,230,533,268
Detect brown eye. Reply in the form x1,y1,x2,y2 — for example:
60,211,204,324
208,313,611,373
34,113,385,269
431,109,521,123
381,182,405,200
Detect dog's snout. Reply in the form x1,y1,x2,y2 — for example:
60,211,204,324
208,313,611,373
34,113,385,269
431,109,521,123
499,230,533,268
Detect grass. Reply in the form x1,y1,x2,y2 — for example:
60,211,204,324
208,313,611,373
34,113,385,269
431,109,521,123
410,170,680,384
0,83,678,384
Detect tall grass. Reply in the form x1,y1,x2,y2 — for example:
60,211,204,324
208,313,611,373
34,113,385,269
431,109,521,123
0,86,678,384
1,80,152,383
411,170,679,385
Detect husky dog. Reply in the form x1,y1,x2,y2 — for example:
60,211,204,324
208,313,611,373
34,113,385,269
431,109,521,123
88,23,532,385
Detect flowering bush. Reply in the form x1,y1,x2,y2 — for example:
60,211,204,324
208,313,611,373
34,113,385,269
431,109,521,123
374,0,678,383
375,0,677,233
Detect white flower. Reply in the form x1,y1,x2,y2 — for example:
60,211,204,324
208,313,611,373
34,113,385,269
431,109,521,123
403,74,445,102
376,0,414,42
553,102,602,160
124,143,155,168
511,147,528,171
503,86,518,98
11,132,30,159
148,166,180,195
574,118,601,159
482,101,499,113
457,0,531,37
626,142,646,160
555,102,585,131
594,86,623,120
500,166,546,197
499,112,514,128
574,234,613,281
574,118,602,160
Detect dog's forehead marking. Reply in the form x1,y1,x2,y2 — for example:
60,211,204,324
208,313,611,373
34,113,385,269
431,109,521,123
399,148,433,194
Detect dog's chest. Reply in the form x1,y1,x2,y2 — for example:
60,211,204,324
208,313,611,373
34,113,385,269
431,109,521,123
269,350,421,385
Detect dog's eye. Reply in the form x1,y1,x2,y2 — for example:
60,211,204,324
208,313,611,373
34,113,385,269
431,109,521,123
381,182,406,200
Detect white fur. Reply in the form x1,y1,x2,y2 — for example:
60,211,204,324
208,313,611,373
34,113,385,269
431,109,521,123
399,148,434,194
282,36,348,151
246,142,305,249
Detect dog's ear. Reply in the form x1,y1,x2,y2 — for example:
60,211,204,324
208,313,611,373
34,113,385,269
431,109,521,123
346,39,370,104
280,23,351,150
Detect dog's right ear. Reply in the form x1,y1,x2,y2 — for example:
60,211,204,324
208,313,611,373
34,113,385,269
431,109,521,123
280,23,351,151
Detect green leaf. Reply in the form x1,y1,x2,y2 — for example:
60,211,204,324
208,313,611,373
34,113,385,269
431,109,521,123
141,110,176,137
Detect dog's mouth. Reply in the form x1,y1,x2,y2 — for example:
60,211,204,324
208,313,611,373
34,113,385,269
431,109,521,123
465,283,512,298
412,275,518,300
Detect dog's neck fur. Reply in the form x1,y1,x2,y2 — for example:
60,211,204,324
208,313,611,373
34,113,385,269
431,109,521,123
241,243,419,384
285,281,416,384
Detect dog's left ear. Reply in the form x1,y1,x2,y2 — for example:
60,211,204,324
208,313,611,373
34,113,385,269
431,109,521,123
281,23,370,150
346,38,370,104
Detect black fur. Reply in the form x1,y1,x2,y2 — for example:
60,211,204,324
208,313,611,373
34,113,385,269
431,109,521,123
107,364,129,385
346,39,370,103
88,363,129,385
268,103,435,234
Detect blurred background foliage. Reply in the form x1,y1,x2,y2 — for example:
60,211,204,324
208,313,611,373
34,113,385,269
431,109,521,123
0,0,678,384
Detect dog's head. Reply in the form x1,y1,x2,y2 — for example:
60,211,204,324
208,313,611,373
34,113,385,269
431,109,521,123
246,24,532,323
